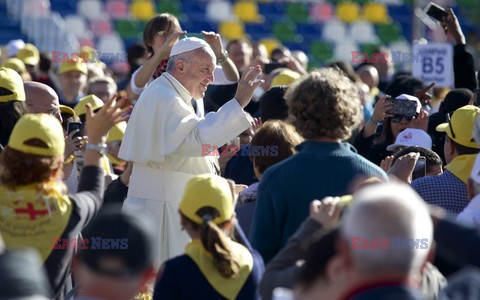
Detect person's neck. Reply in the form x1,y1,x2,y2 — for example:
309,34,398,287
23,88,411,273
311,137,342,143
62,90,79,104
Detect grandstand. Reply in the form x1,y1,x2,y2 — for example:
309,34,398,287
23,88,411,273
1,0,479,69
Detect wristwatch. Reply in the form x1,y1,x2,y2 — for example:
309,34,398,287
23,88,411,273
216,50,229,64
85,143,108,156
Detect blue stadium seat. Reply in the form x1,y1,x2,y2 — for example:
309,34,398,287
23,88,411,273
245,23,271,41
182,21,217,34
388,5,412,24
182,1,206,22
257,2,286,21
296,23,322,42
50,0,77,16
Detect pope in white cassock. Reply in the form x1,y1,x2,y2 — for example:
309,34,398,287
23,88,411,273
119,37,264,262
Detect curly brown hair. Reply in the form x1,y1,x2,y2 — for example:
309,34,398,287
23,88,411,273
285,68,362,140
0,146,63,191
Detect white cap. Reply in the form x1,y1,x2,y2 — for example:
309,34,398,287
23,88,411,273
386,128,432,152
169,37,212,57
471,155,480,184
6,39,25,57
396,94,422,114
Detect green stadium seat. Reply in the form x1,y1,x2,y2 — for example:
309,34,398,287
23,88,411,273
272,22,299,43
360,43,380,56
310,41,333,63
157,1,181,17
115,19,141,39
286,2,310,23
377,22,402,44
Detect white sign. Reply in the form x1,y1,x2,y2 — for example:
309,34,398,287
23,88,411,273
412,43,453,88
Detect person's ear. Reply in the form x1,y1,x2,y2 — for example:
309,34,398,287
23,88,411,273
177,60,185,74
448,137,456,157
336,237,353,270
326,254,346,283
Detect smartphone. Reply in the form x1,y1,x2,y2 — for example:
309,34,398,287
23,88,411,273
413,156,427,180
385,98,418,117
67,121,83,139
264,62,287,75
425,2,448,23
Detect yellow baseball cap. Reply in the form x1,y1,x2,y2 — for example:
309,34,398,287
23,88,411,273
106,121,127,143
8,114,65,157
16,43,40,66
179,174,234,225
2,58,26,74
74,94,104,116
59,105,75,117
80,46,96,62
58,59,88,75
0,67,26,102
271,69,301,87
436,105,480,149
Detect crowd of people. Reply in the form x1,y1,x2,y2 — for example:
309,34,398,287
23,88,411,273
1,8,480,300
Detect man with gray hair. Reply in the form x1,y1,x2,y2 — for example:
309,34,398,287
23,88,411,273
119,37,263,262
339,182,433,299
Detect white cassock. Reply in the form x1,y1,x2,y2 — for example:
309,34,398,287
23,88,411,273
119,72,251,262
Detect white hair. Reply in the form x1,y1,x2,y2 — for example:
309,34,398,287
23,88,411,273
166,47,216,72
341,182,433,276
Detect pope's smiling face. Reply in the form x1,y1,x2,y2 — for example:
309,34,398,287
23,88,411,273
181,49,216,100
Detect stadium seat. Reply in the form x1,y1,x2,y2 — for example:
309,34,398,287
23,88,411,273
336,2,360,23
206,1,234,23
309,3,334,23
349,21,378,44
389,40,412,61
272,22,299,43
364,3,389,24
310,41,333,63
234,1,263,23
360,43,380,56
377,22,403,44
296,23,322,42
257,2,285,20
182,1,206,22
115,19,141,39
286,2,310,23
322,19,346,43
105,0,128,19
97,32,124,54
64,15,87,37
245,23,271,40
258,38,281,58
90,19,112,36
130,0,155,21
77,0,103,20
334,41,359,64
219,21,245,40
157,1,182,19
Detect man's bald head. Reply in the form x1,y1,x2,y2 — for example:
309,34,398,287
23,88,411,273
357,65,379,90
24,81,61,121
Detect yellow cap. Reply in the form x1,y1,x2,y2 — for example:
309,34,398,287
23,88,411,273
58,59,88,75
74,94,104,116
0,67,26,102
106,121,127,143
2,58,26,74
8,114,65,157
271,69,301,87
436,105,480,149
16,43,40,66
80,45,99,62
179,174,234,225
59,105,75,117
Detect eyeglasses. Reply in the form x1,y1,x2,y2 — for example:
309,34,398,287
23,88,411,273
446,113,456,139
26,103,60,116
390,115,415,123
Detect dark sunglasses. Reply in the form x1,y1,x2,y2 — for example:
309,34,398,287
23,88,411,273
390,115,415,123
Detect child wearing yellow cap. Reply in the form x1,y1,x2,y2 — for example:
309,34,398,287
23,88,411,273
0,97,131,298
0,67,28,147
153,174,264,300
